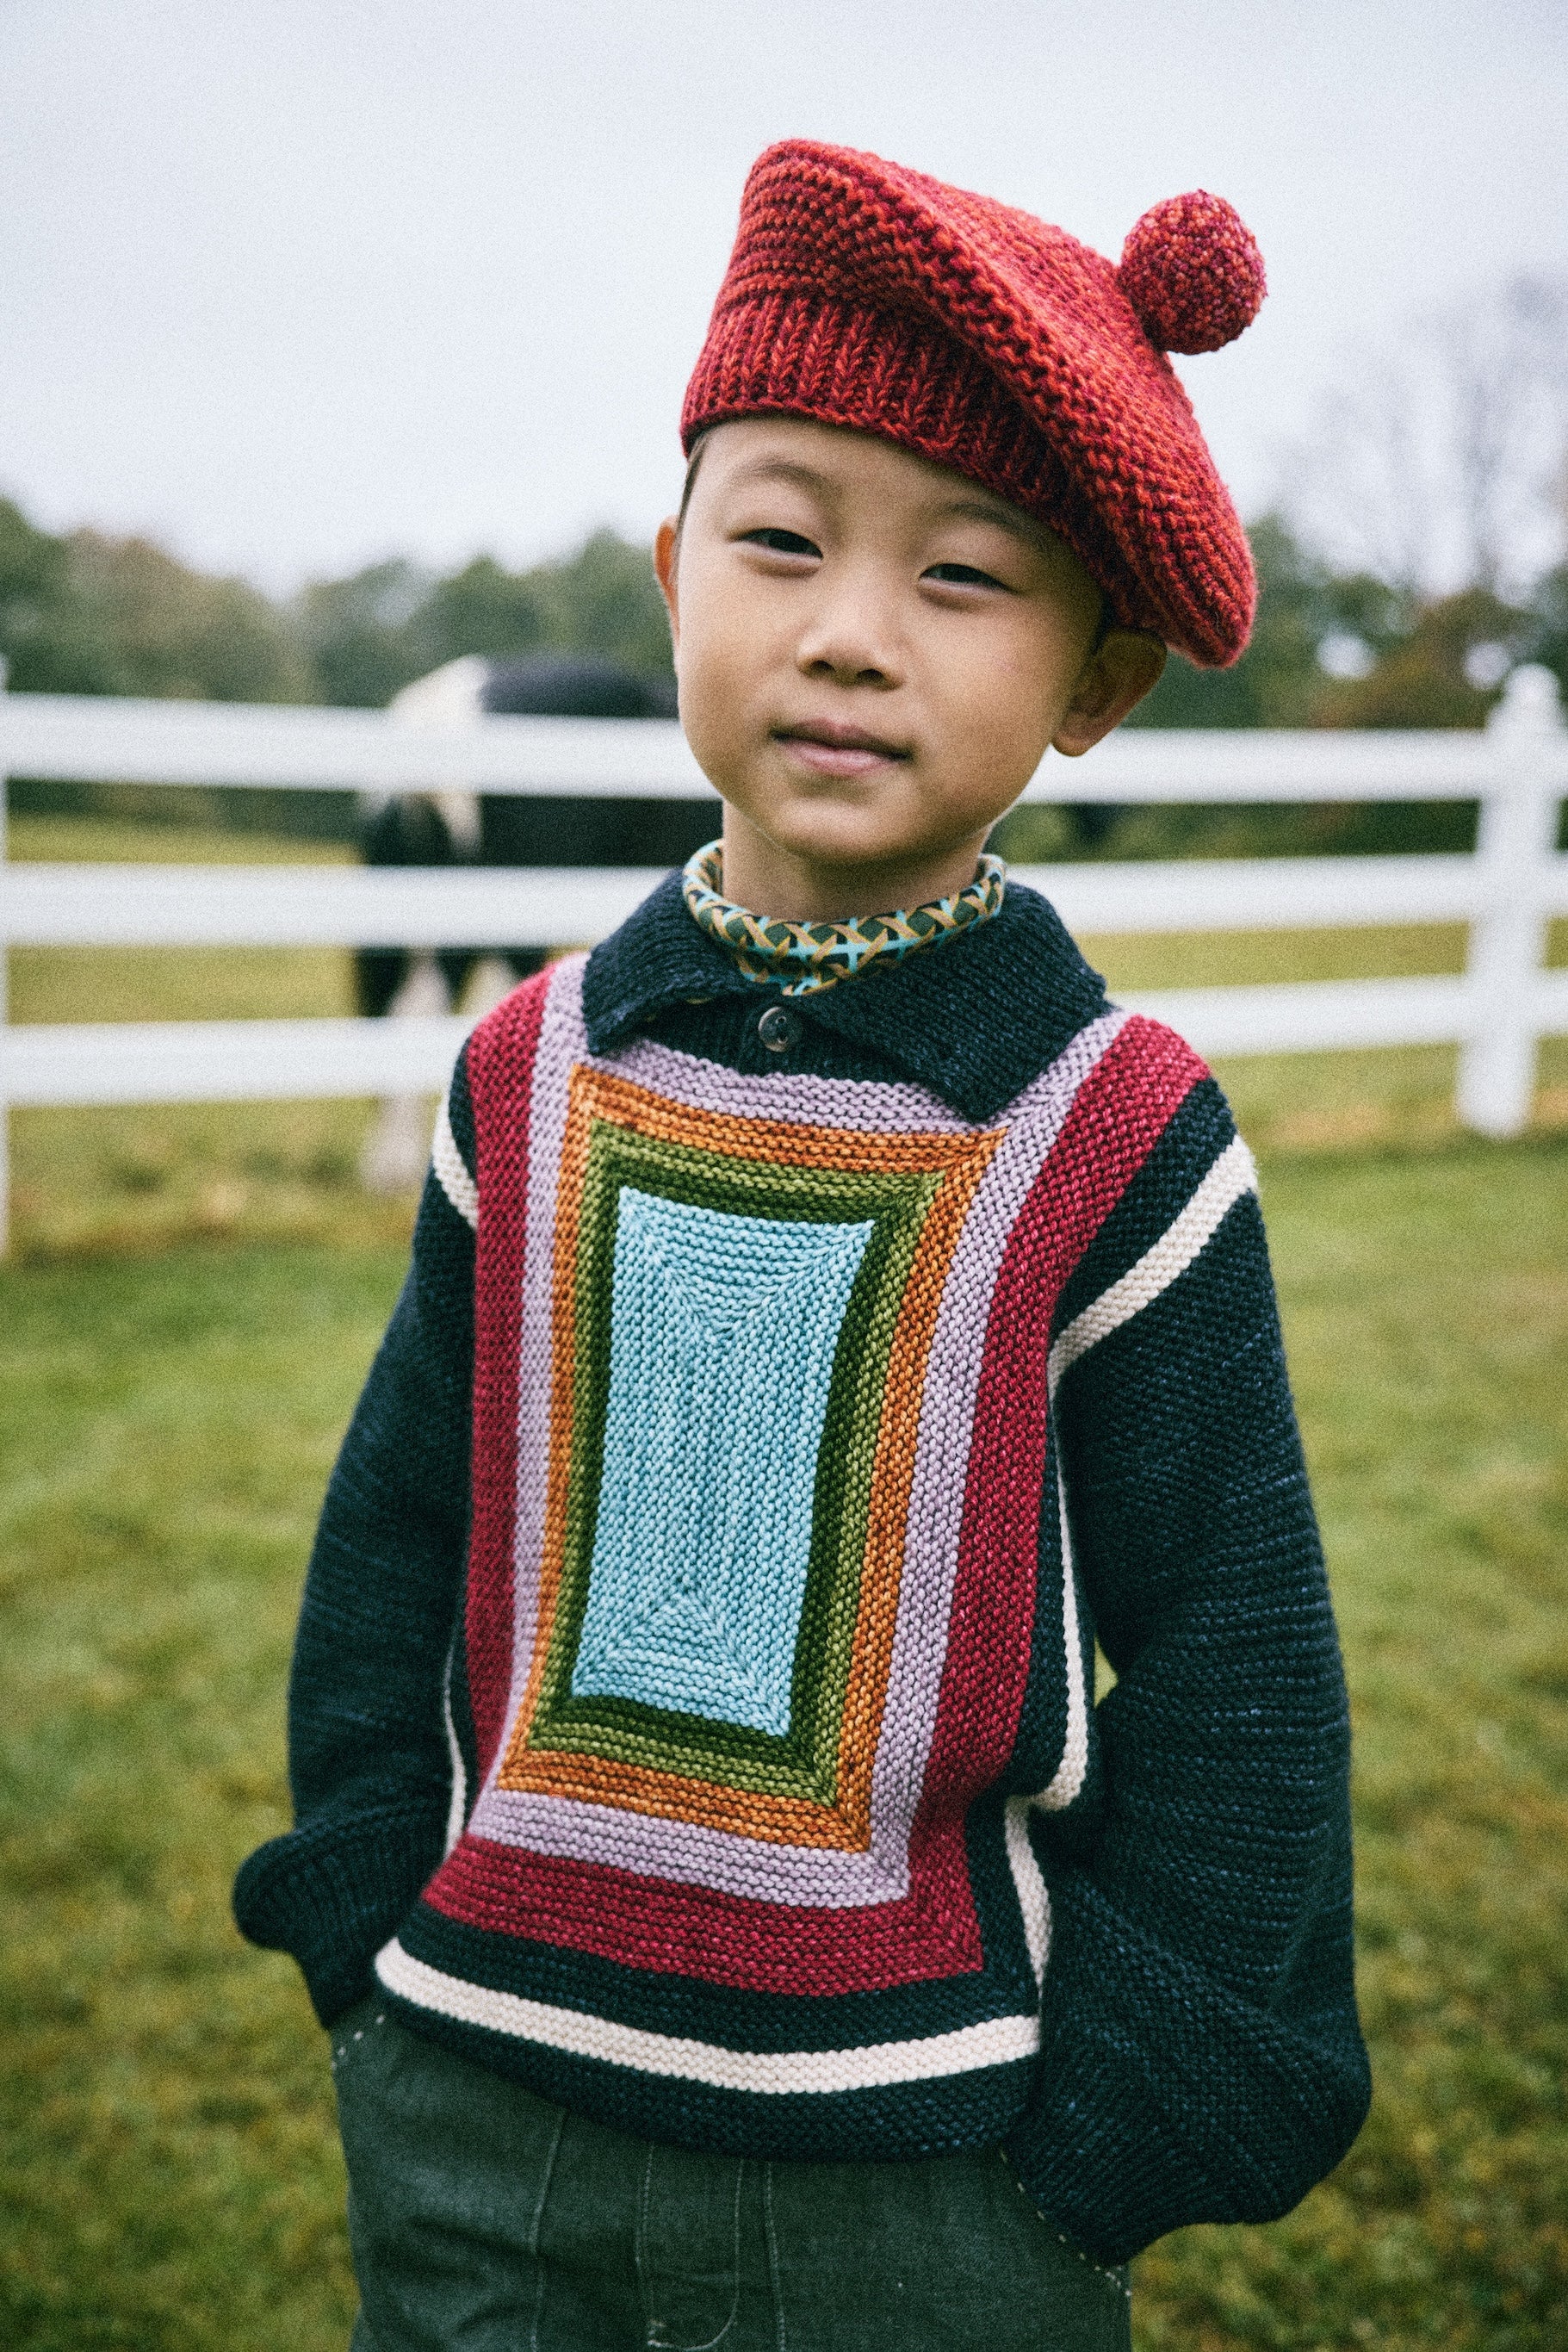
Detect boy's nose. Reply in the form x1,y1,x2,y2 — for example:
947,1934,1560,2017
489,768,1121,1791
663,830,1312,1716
795,584,903,689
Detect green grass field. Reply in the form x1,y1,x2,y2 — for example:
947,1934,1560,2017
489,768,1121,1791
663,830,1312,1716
3,818,1565,2348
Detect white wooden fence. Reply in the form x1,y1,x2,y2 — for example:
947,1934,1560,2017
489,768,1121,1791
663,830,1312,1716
3,667,1566,1254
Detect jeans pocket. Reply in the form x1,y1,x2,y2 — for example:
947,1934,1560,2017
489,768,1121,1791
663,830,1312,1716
992,2151,1132,2304
332,2009,570,2352
636,2144,744,2351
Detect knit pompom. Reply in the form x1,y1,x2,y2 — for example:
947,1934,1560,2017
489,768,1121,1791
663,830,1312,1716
1119,192,1266,355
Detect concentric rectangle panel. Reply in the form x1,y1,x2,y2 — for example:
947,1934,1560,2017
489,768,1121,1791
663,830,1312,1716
538,1131,939,1816
466,965,1126,1907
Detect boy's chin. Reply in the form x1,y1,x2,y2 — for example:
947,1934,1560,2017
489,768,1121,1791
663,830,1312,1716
759,828,936,878
741,799,938,872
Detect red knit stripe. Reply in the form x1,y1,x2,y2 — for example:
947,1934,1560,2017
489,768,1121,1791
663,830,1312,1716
920,1015,1206,1809
423,1816,981,1997
463,969,554,1779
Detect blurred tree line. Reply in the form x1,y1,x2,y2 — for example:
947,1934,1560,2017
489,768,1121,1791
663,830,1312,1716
7,492,1566,729
0,507,681,837
0,505,672,707
1130,517,1568,731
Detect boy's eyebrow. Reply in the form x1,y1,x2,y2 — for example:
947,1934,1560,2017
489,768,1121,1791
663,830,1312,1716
724,456,839,496
933,495,1051,552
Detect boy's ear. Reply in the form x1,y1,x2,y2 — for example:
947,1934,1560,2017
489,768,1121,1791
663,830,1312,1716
654,518,681,649
1051,631,1166,757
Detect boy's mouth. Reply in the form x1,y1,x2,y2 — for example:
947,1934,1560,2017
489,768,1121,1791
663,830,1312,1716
772,721,910,777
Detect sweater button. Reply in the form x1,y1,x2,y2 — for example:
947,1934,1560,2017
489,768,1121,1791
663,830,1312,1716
757,1002,802,1053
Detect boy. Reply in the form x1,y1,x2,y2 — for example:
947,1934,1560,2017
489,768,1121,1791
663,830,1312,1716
237,141,1370,2349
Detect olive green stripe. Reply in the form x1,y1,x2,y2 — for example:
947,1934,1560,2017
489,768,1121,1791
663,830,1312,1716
536,1173,933,1799
523,1121,937,1800
533,1128,928,1789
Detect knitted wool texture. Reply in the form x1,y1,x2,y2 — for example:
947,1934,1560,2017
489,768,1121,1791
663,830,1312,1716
680,839,1007,995
682,141,1266,667
234,880,1369,2267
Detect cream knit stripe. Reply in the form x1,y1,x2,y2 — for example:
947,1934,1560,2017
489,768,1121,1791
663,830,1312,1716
1002,1465,1088,1997
441,1654,467,1860
1035,1465,1088,1814
431,1087,479,1230
1011,1136,1257,1986
1003,1798,1052,1989
1048,1135,1257,1393
375,1940,1041,2091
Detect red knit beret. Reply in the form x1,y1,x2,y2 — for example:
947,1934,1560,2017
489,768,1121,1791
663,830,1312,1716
682,142,1267,667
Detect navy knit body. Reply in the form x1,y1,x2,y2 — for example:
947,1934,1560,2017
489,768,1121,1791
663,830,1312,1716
235,878,1370,2266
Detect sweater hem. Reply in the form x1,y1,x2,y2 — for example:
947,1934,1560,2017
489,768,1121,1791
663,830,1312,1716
375,1937,1038,2163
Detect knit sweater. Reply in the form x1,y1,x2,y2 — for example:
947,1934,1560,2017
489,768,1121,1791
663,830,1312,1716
234,874,1370,2266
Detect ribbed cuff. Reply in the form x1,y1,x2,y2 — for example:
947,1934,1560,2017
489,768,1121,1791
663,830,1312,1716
232,1797,447,2028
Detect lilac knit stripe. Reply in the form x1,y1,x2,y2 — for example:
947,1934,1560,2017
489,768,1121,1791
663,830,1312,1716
861,1008,1124,1852
473,1785,910,1906
606,1032,980,1135
496,958,587,1750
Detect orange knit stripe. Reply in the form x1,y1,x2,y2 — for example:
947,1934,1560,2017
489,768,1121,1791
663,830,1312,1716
496,1067,1001,1846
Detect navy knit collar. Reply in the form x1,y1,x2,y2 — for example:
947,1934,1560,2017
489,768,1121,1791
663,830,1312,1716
580,870,1109,1124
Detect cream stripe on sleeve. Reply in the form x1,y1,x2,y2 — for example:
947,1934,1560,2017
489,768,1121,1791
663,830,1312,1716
1048,1135,1257,1392
431,1089,478,1231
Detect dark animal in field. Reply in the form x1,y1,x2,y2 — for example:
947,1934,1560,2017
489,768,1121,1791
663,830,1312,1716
357,650,711,1017
356,651,714,1186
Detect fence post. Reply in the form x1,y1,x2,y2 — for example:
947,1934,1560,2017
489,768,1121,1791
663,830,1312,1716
1455,665,1564,1138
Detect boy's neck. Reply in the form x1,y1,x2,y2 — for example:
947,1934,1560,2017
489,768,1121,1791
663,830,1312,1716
717,809,994,923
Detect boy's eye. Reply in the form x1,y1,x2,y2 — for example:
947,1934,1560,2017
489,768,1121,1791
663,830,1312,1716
739,527,821,557
923,562,1009,590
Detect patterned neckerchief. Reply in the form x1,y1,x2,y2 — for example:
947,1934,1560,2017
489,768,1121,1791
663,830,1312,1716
679,840,1007,996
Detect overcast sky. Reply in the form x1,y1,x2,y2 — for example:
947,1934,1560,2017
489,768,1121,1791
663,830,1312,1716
2,0,1565,591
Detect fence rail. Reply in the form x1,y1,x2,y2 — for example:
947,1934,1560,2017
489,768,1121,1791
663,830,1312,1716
3,686,1559,799
0,849,1529,948
3,671,1566,1254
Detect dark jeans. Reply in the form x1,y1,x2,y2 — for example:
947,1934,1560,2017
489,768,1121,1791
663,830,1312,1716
331,1998,1131,2351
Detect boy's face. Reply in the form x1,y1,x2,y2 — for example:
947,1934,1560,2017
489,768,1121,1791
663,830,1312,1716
654,416,1163,917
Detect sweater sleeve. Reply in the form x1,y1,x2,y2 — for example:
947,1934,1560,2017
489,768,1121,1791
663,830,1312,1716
232,1048,480,2026
1004,1072,1371,2265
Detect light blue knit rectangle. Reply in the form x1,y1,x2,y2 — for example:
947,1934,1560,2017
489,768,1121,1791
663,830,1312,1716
570,1187,873,1736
